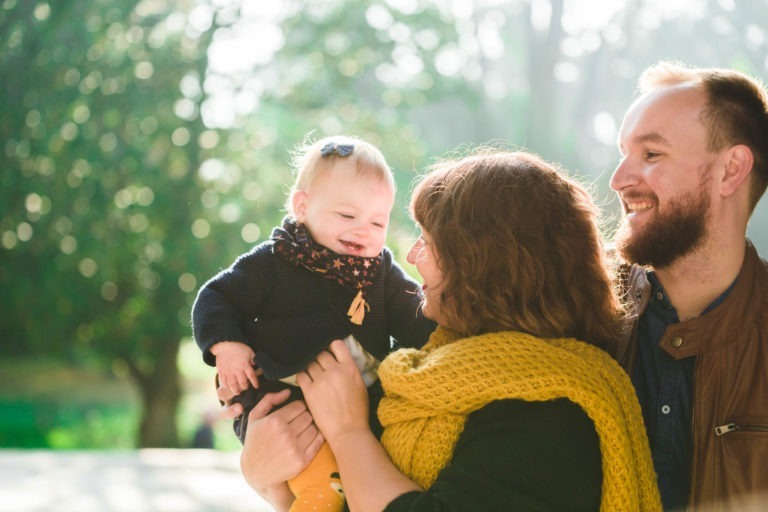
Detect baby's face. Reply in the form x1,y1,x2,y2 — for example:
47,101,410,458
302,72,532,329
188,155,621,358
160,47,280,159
293,159,395,258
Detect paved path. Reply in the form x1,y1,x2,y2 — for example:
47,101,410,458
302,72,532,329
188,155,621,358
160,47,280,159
0,449,273,512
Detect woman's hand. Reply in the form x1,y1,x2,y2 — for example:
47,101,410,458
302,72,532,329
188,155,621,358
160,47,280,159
216,384,244,419
298,340,423,510
297,339,370,444
216,384,322,512
234,389,325,491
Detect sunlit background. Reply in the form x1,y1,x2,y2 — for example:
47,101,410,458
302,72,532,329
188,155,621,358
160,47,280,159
2,0,767,460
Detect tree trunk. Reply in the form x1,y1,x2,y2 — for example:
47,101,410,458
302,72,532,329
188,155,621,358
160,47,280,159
526,0,565,158
132,340,182,448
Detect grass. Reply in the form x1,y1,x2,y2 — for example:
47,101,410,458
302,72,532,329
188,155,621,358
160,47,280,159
0,357,140,448
0,339,241,450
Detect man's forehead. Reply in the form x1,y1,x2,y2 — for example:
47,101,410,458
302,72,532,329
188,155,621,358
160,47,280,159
634,84,704,116
619,85,706,140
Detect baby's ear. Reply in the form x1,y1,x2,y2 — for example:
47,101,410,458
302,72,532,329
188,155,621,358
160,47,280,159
291,190,308,222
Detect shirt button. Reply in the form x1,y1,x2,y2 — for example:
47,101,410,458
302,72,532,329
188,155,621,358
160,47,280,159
671,336,683,348
661,405,671,414
655,291,664,301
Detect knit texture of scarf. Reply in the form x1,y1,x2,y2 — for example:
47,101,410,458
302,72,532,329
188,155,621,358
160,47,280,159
271,217,382,324
377,327,661,511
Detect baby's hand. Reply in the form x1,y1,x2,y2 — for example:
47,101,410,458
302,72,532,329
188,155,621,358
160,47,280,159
211,341,259,394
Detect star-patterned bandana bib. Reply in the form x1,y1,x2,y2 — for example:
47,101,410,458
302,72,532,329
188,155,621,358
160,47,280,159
271,217,382,325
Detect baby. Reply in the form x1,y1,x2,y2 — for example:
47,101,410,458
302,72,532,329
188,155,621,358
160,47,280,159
191,135,435,512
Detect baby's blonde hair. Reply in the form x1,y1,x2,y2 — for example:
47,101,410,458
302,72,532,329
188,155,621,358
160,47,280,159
285,135,395,216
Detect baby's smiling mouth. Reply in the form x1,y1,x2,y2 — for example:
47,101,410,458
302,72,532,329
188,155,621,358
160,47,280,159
341,240,364,253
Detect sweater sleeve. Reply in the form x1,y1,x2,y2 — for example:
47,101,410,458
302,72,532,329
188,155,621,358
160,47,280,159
381,248,436,350
383,398,603,512
191,243,275,366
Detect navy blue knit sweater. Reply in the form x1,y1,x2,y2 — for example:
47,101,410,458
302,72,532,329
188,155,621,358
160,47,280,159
191,241,436,380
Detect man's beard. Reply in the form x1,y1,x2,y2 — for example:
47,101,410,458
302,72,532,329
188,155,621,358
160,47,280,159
615,187,710,269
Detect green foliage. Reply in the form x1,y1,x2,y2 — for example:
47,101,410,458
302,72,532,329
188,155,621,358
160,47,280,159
0,0,218,446
0,402,141,449
2,0,196,356
2,0,767,447
0,357,139,448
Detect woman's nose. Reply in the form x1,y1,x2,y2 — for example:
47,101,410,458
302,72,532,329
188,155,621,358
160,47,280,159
407,239,421,265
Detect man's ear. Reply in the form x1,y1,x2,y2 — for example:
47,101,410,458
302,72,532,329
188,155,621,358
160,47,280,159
291,190,308,222
720,144,754,198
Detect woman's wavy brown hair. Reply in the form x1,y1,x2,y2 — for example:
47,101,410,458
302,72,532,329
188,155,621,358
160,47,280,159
410,149,623,352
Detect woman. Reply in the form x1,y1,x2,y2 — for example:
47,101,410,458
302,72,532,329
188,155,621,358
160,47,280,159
235,150,661,511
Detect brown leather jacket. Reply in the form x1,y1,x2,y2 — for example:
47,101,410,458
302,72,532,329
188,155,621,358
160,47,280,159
614,241,768,511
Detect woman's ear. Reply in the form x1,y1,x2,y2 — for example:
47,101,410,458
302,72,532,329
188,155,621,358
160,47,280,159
291,190,308,222
720,144,754,198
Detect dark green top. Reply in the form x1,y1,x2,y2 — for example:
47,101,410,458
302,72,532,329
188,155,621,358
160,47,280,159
383,398,602,511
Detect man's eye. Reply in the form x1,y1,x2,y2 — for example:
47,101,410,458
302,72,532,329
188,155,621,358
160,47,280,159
645,151,661,160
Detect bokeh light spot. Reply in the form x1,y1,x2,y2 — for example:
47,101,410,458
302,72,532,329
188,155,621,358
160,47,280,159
79,258,98,277
178,273,197,293
241,223,261,244
191,219,210,239
101,281,118,301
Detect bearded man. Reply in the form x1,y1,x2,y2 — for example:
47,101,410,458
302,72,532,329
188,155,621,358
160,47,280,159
611,61,768,511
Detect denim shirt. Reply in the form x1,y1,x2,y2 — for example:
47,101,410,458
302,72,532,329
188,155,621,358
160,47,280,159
631,271,735,511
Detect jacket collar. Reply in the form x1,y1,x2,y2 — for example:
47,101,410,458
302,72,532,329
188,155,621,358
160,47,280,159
627,241,766,360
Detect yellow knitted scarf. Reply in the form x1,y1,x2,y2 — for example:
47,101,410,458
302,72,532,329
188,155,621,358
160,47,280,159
377,327,661,511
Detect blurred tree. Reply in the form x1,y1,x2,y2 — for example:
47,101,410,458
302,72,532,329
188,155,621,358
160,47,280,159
2,0,767,448
558,0,768,246
0,0,223,447
199,0,474,234
0,0,467,447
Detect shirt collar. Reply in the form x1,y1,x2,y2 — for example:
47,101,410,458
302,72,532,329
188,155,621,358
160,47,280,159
645,270,737,319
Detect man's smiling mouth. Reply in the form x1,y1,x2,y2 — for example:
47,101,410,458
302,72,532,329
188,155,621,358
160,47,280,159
624,199,654,215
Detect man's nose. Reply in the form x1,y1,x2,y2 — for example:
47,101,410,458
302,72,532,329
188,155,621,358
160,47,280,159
609,157,637,192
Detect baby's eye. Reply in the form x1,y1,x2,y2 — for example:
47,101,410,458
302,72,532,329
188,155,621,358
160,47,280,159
338,213,354,219
372,222,385,228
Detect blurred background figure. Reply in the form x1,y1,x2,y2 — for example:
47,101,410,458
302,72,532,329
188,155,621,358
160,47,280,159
191,410,218,449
